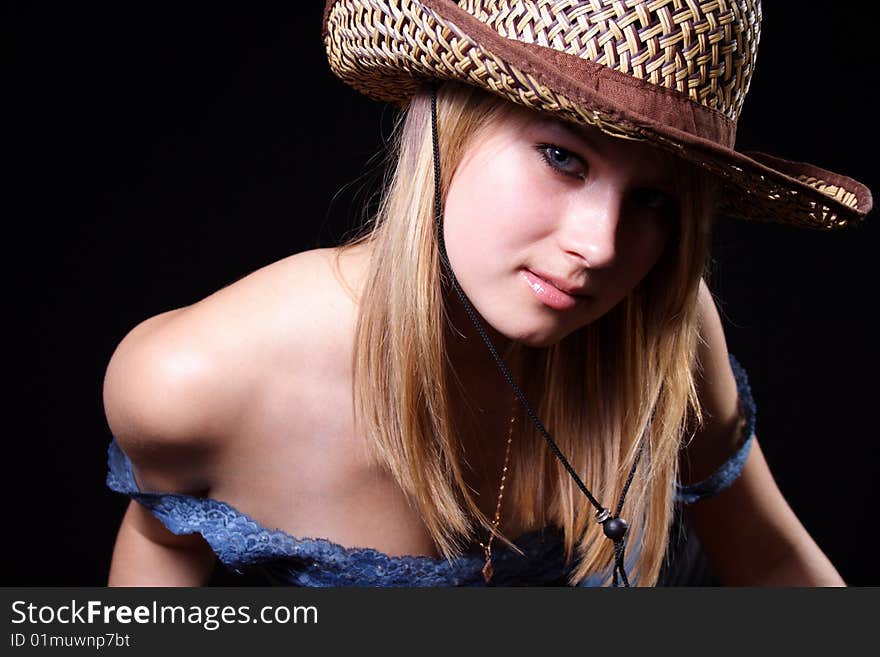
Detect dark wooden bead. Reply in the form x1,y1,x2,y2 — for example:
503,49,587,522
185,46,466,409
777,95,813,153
603,517,628,541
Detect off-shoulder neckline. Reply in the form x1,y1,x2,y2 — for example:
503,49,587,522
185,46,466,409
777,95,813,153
107,438,554,566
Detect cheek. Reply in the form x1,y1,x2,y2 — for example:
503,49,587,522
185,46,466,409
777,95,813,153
444,148,552,262
619,220,671,285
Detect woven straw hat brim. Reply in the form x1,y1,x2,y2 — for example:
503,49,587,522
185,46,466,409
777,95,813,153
324,0,873,230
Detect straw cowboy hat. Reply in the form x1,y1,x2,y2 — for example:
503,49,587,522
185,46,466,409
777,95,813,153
322,0,873,229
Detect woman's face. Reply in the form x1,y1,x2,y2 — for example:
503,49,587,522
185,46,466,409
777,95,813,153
443,107,679,348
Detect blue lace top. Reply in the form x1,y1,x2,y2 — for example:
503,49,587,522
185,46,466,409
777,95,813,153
106,354,756,587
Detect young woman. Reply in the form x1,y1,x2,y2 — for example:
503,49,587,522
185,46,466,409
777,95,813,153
104,0,872,587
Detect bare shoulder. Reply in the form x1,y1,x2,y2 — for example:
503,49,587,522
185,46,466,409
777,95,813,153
102,244,371,493
679,278,743,484
694,278,739,410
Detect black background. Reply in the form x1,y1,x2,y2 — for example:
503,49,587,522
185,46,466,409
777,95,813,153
6,1,878,585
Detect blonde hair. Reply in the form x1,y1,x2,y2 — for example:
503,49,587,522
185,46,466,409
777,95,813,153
338,81,717,586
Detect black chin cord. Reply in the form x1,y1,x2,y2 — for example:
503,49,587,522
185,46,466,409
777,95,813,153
429,85,644,587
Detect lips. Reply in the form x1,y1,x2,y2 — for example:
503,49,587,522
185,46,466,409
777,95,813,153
526,269,588,297
521,269,581,311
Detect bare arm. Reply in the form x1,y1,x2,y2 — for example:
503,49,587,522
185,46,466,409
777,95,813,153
108,501,216,587
682,280,844,586
686,438,844,586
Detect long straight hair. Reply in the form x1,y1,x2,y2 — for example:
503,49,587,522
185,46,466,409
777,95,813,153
338,81,717,586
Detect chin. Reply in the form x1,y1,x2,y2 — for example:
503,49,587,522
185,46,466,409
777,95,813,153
504,323,573,350
520,336,561,349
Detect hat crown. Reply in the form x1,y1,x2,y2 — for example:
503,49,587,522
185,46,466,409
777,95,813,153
459,0,761,121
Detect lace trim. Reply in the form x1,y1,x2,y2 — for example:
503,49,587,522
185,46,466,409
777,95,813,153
106,440,571,584
674,353,757,505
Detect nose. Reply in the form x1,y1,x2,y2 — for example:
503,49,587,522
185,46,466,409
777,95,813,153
558,187,623,270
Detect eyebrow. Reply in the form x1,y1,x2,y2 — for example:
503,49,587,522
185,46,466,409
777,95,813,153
538,116,606,154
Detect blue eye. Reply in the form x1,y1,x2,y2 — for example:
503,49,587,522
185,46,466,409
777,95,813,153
631,188,678,215
631,189,681,220
537,144,586,179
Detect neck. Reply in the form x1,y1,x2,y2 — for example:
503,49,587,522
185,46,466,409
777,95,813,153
443,285,525,450
443,286,532,535
443,284,520,395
